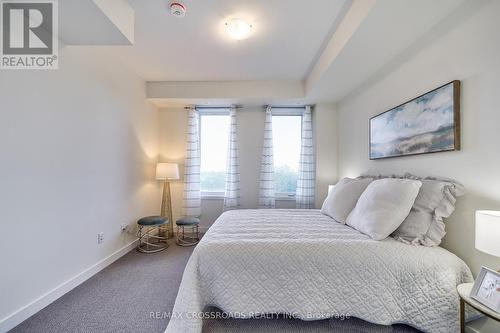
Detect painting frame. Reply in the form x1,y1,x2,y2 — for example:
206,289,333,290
369,80,461,160
470,266,500,314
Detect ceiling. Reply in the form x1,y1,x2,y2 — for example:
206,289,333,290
307,0,468,103
66,0,471,106
59,0,134,45
122,0,349,81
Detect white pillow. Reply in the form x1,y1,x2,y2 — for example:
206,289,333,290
346,178,422,240
320,178,373,223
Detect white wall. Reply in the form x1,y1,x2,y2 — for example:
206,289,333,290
336,0,500,275
159,104,338,229
314,103,338,208
0,46,160,329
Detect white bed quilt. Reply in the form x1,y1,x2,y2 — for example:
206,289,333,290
166,209,473,333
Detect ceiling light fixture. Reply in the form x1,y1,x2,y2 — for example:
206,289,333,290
225,18,253,40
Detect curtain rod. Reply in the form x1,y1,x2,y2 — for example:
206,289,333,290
183,105,312,110
184,105,243,110
264,105,312,109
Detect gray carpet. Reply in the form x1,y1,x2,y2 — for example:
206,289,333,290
11,244,421,333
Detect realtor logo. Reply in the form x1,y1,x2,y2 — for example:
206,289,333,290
1,0,58,69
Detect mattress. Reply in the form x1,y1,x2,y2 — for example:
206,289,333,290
165,209,473,333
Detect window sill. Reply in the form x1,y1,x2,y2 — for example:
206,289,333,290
201,194,296,201
275,196,296,201
201,193,225,200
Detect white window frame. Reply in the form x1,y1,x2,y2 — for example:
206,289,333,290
271,108,304,199
198,108,230,198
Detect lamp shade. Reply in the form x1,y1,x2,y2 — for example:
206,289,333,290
156,163,179,180
475,210,500,257
328,185,334,194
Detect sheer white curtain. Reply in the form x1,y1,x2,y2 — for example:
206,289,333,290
223,107,241,210
296,106,315,209
182,107,201,217
258,106,275,208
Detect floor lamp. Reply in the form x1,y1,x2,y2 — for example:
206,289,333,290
156,162,179,239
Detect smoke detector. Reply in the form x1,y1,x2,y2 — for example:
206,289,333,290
170,2,186,18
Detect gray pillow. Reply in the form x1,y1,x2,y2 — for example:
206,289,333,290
320,177,373,224
359,173,466,246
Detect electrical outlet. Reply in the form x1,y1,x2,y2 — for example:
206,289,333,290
97,232,104,244
120,224,128,233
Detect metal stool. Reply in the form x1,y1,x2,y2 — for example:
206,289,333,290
137,216,169,253
176,217,200,247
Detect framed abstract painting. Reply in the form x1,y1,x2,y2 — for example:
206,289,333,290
369,80,461,160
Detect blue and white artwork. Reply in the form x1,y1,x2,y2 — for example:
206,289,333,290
370,81,460,159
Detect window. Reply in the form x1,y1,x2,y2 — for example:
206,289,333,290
272,114,302,196
198,108,303,198
200,113,230,195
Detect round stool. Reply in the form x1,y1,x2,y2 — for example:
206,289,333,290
176,217,200,247
137,216,169,253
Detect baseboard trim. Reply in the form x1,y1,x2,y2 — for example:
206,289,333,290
0,239,138,333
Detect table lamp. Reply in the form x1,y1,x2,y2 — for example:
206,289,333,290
475,210,500,271
156,163,180,239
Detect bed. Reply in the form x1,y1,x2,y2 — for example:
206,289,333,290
165,209,474,333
